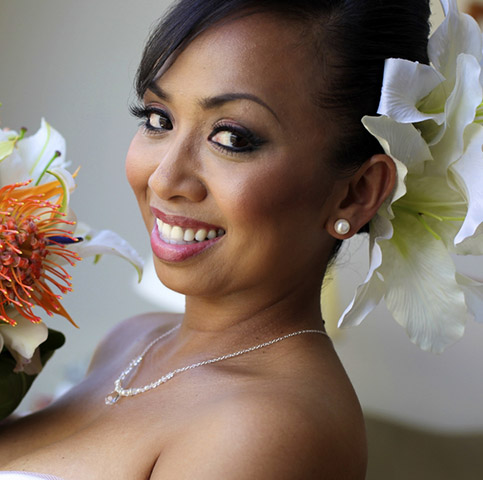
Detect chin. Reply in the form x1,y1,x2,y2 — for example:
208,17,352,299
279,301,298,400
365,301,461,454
152,257,222,299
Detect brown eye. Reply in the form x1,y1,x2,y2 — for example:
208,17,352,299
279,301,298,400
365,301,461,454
148,111,172,130
209,123,264,154
211,131,250,149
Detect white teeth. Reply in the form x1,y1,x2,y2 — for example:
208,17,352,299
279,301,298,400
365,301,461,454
195,228,207,242
171,226,184,242
162,222,172,238
156,219,224,244
183,228,195,242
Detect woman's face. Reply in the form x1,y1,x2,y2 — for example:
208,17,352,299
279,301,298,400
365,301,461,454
126,13,344,299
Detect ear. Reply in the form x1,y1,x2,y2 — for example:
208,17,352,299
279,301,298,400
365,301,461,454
326,154,396,239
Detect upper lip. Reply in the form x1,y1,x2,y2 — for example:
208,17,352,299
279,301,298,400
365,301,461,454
150,207,223,231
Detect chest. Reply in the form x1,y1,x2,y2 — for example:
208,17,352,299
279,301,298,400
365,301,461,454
0,366,240,480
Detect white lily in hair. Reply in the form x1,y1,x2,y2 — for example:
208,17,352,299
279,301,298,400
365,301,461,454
339,0,483,353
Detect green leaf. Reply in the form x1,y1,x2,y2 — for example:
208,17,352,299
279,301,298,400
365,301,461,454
0,328,65,420
0,352,35,420
39,328,65,365
0,139,15,162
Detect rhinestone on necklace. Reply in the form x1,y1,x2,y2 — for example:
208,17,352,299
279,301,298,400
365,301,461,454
105,325,327,405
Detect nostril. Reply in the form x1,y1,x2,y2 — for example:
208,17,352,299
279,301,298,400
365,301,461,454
148,162,207,203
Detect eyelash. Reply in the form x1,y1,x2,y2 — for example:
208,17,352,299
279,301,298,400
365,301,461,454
130,105,173,135
209,122,265,155
130,105,266,155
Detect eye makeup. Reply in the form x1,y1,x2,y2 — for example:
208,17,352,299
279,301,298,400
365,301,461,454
130,104,173,135
208,121,266,155
130,104,267,156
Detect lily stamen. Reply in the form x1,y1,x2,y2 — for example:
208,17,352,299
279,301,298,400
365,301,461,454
417,214,442,241
416,210,465,222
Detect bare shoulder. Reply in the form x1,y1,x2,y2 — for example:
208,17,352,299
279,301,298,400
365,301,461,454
152,384,367,479
87,311,181,374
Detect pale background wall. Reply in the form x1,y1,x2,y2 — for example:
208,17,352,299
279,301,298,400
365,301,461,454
1,0,482,432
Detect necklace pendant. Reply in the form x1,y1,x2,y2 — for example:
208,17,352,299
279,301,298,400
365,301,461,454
103,325,327,405
105,391,121,405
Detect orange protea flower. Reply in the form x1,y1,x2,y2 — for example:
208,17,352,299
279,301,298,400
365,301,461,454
0,179,80,327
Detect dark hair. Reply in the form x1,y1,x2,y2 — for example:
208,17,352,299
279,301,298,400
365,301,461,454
135,0,431,252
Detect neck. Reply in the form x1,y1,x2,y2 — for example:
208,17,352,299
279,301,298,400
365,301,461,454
179,275,326,341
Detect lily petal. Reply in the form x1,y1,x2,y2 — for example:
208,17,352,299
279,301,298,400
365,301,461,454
379,158,408,221
451,123,483,244
439,0,450,15
362,115,432,175
453,223,483,255
398,174,467,254
426,54,482,173
430,0,483,85
71,229,144,282
10,119,68,185
0,315,48,369
338,264,385,330
339,215,392,328
44,166,76,213
377,58,445,124
380,212,469,353
456,272,483,323
0,129,19,162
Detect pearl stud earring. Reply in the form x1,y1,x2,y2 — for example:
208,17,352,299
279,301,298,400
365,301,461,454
334,219,351,235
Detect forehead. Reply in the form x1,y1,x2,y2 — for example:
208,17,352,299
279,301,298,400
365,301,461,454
152,13,321,119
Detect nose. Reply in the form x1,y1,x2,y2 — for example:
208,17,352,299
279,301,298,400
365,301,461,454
148,135,207,204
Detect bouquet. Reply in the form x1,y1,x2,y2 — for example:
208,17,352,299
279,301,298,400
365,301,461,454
0,111,143,418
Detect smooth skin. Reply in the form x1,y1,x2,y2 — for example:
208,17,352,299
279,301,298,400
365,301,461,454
0,13,395,479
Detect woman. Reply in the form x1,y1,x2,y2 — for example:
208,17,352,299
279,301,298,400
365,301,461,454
0,0,431,478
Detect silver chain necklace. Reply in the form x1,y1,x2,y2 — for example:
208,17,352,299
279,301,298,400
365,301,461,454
105,324,327,405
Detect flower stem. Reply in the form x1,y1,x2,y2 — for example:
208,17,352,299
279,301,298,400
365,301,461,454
35,151,61,186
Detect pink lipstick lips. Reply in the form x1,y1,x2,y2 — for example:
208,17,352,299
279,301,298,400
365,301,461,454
150,208,225,262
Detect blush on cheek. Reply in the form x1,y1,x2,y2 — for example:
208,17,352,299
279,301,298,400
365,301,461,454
125,139,146,193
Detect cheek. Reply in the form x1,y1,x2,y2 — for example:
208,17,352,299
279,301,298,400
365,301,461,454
218,159,329,230
125,136,157,231
125,136,151,197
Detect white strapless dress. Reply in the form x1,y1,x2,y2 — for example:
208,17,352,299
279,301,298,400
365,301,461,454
0,473,65,480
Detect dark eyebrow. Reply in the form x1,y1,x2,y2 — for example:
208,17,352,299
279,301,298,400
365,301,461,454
146,82,279,122
200,93,279,122
146,82,170,101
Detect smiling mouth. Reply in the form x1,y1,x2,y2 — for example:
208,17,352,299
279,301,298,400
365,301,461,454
156,218,226,245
